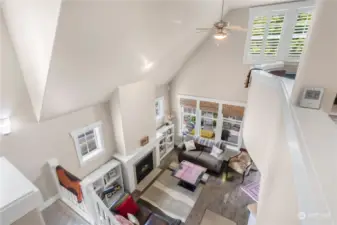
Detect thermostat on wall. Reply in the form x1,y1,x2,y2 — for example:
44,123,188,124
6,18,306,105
299,87,324,109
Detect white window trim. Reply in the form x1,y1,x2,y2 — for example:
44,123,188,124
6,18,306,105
71,121,105,167
243,1,315,64
178,94,246,148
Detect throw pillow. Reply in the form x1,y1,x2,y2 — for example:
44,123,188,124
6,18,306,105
127,213,140,225
115,215,133,225
210,145,223,159
184,140,196,151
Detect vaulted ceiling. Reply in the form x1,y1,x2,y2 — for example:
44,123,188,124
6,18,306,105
3,0,294,120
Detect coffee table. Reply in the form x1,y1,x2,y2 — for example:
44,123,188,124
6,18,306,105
172,161,207,192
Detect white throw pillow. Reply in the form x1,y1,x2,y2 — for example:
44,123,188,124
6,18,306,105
127,213,140,225
184,140,196,151
210,145,223,159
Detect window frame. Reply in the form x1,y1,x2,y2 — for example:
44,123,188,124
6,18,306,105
71,121,105,166
181,105,197,137
243,1,315,64
178,95,246,148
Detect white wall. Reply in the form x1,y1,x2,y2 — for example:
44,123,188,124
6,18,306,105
243,73,300,225
170,8,250,122
291,0,337,113
39,0,222,120
0,12,116,201
109,89,126,155
118,80,156,155
2,0,61,121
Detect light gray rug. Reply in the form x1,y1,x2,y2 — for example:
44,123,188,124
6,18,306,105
201,210,237,225
140,170,203,222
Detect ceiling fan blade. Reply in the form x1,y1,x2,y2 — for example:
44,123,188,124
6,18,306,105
226,25,248,32
196,28,212,31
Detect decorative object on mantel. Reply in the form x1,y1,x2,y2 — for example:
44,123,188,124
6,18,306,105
140,136,149,146
299,87,324,109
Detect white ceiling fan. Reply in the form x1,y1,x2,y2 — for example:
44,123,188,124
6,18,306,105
196,0,248,40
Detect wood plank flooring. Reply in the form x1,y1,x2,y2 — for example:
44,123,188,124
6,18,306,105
134,149,260,225
42,200,90,225
42,149,259,225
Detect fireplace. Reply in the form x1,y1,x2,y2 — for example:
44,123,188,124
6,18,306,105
135,151,154,184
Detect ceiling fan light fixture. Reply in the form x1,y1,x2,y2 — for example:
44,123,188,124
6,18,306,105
214,31,227,40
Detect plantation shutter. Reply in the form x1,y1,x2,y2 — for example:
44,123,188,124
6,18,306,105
288,10,313,60
248,13,285,60
264,14,285,57
249,16,268,56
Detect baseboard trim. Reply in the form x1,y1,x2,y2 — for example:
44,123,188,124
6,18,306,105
39,194,60,211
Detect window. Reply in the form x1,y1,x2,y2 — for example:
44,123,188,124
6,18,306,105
155,97,165,128
199,101,219,140
288,10,313,59
221,104,244,147
155,97,164,119
180,99,197,136
179,96,246,148
71,121,104,166
249,16,268,55
264,14,285,57
244,2,314,63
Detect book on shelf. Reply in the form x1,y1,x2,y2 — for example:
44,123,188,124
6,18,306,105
101,183,122,200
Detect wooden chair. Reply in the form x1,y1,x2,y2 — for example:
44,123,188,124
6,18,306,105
226,148,253,183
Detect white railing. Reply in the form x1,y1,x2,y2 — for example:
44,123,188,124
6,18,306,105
243,71,336,225
47,159,94,224
88,186,120,225
48,159,122,225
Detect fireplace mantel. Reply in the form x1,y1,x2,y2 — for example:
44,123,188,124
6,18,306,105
113,137,160,192
113,124,175,192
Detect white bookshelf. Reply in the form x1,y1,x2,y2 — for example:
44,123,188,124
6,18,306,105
156,124,175,162
81,159,124,210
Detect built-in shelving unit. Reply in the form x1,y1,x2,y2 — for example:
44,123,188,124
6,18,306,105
156,124,175,161
82,159,124,210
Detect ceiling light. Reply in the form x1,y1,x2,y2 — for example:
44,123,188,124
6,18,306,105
0,118,11,135
144,61,153,71
141,56,154,72
214,31,227,40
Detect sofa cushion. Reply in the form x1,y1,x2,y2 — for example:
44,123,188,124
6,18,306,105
193,136,226,151
193,136,215,147
198,152,223,172
184,140,196,151
181,150,202,160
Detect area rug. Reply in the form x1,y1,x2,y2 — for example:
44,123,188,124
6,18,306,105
140,169,203,222
136,168,162,192
241,181,260,202
200,210,236,225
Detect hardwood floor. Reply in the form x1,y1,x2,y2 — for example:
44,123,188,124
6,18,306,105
142,149,259,225
42,200,89,225
42,149,259,225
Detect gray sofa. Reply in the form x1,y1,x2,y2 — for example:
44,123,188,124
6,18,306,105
177,139,227,174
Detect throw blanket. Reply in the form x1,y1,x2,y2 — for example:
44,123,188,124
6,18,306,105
56,165,83,203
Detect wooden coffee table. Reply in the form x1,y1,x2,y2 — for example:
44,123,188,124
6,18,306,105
172,161,207,192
